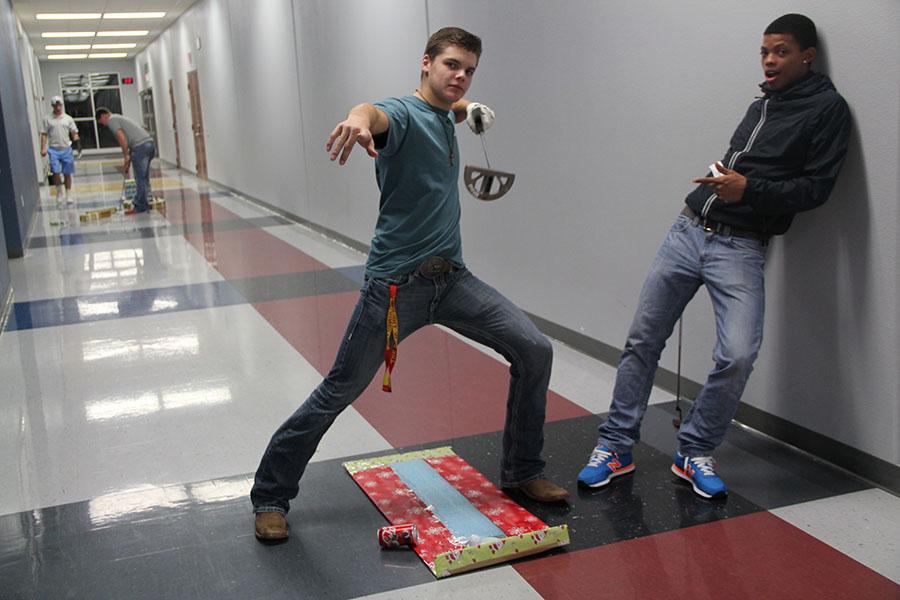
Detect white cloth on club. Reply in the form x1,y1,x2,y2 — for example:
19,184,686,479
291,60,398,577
466,102,495,134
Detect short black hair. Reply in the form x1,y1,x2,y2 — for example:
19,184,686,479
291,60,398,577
95,107,111,121
765,14,818,49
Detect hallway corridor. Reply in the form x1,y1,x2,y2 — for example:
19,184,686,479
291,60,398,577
1,159,898,599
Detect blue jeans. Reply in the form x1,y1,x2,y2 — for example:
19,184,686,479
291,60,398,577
130,140,155,212
598,213,766,456
251,267,553,514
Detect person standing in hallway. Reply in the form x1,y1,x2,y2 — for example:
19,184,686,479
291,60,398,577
578,14,851,499
40,96,81,204
95,108,156,214
252,26,568,543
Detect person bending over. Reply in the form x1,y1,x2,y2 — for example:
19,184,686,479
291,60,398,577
95,108,156,214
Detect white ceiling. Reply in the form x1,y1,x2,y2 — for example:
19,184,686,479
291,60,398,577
12,0,200,60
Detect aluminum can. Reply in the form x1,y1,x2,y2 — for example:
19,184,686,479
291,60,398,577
378,524,418,548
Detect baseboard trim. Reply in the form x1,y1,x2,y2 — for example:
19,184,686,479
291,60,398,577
0,285,13,334
733,402,900,494
195,175,371,255
526,311,900,496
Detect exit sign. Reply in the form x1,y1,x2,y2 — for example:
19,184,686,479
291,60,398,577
122,77,134,85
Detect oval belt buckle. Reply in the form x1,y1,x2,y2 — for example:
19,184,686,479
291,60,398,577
421,256,445,278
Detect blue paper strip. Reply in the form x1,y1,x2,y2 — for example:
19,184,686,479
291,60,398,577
390,459,504,540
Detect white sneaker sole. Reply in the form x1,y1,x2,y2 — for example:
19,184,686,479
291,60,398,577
579,463,635,488
671,464,726,499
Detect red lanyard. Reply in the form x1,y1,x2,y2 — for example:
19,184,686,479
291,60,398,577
382,284,399,392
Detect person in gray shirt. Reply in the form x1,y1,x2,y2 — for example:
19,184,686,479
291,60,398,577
96,107,156,214
40,96,81,204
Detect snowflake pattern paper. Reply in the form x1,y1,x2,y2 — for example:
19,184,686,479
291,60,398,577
344,447,569,577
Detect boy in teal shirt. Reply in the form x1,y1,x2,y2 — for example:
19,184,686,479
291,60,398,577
252,27,568,542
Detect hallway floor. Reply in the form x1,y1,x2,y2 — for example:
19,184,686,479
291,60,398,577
1,159,898,599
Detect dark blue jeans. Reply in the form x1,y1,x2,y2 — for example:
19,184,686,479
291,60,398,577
130,140,155,212
251,267,553,514
598,214,767,456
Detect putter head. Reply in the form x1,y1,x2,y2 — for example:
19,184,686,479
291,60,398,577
463,165,515,201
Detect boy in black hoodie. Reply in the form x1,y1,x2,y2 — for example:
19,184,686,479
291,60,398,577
578,14,851,498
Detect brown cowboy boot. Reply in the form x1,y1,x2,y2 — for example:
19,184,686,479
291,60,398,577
255,512,289,543
507,478,570,502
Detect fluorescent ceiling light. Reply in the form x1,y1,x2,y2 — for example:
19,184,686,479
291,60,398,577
89,53,129,59
45,44,92,50
96,30,149,37
48,54,88,60
92,43,137,49
103,12,166,19
37,13,101,20
42,31,95,38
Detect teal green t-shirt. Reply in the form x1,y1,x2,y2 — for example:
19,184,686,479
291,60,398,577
365,95,464,278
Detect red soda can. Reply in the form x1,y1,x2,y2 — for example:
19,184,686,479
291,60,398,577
378,524,418,548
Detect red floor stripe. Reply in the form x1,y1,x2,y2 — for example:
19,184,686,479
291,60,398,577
160,189,242,225
514,511,899,600
184,227,326,278
159,188,327,277
254,293,589,446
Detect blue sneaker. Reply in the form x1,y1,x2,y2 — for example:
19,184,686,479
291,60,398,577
578,444,635,488
671,451,727,498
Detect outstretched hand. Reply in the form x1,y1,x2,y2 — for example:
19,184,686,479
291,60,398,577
326,115,378,165
693,162,747,203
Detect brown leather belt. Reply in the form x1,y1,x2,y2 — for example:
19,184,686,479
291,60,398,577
415,256,457,279
681,206,768,243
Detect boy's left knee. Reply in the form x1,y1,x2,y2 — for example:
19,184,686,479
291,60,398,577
522,333,553,367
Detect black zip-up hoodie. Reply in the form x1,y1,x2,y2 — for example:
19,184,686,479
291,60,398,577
685,71,851,235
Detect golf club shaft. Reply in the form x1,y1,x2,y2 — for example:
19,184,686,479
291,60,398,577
480,134,492,169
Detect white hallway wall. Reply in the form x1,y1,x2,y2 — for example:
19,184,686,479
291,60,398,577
17,21,43,183
137,0,900,466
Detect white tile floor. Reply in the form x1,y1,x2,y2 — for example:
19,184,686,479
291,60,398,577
0,302,389,515
773,488,900,583
10,236,223,300
356,566,544,599
2,158,898,599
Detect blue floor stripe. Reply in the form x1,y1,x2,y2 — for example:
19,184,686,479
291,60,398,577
390,459,505,540
5,281,248,331
5,264,367,331
39,200,118,211
36,189,234,212
28,216,293,249
334,264,366,285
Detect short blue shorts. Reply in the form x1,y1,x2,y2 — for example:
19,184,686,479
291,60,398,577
48,146,75,175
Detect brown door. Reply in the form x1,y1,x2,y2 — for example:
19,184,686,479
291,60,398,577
139,89,157,147
187,70,208,179
168,79,180,168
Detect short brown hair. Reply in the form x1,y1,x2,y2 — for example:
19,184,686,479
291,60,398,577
424,27,482,60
